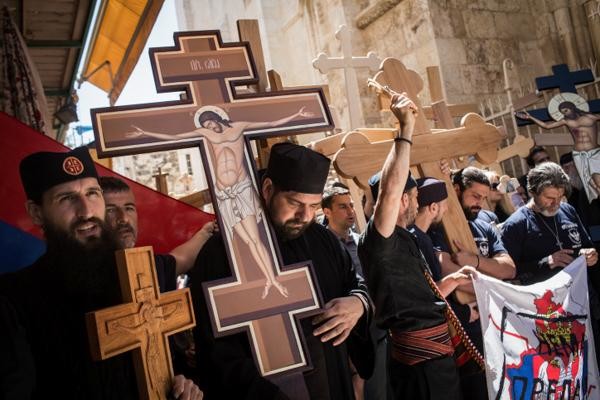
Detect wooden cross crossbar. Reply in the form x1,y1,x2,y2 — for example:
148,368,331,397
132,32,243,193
91,30,331,379
333,115,502,187
86,247,195,400
334,58,504,260
312,24,381,130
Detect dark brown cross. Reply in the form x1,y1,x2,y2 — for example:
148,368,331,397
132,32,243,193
86,247,195,400
91,30,332,378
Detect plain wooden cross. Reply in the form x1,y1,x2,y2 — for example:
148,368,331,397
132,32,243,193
91,30,333,379
373,65,479,124
313,24,381,130
86,247,195,400
334,59,504,258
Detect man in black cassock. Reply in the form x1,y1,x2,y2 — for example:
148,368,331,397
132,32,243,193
358,93,464,399
0,147,201,399
189,142,374,399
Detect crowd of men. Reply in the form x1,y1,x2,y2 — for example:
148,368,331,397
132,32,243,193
0,91,598,400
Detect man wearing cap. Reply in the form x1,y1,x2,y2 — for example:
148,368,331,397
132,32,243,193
409,177,488,400
358,93,467,399
189,142,373,399
0,147,202,400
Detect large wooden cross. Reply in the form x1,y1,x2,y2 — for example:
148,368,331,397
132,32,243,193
91,30,334,380
334,59,504,257
312,24,381,130
86,247,195,400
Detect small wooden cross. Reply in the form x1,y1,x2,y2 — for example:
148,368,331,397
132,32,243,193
86,246,195,400
312,24,381,130
91,30,331,379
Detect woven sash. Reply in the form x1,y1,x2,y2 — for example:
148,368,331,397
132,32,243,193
422,268,485,376
389,323,453,365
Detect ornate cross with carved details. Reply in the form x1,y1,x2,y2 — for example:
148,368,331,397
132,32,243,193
86,247,195,400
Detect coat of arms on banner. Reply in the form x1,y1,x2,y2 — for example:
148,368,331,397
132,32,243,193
473,257,600,399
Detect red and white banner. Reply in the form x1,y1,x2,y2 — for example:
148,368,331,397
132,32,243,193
473,256,600,399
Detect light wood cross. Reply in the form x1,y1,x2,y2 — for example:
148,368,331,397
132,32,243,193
373,65,479,123
334,59,504,257
313,24,381,130
86,247,195,400
91,30,332,381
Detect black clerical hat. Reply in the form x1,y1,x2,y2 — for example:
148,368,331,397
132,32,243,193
20,147,98,202
265,142,330,194
369,170,417,202
416,177,448,207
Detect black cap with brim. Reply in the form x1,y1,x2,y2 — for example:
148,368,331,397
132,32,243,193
20,146,99,202
265,142,331,194
416,177,448,207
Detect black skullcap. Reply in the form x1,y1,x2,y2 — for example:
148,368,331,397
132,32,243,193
559,152,573,165
369,170,417,202
20,146,98,202
265,142,331,194
416,177,448,207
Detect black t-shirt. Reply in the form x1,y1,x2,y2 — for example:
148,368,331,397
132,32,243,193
501,203,593,284
358,219,446,332
409,224,442,281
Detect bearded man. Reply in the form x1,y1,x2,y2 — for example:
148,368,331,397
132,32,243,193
0,147,201,399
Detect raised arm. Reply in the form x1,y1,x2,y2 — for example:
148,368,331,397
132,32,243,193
244,107,314,130
516,111,566,129
373,94,417,238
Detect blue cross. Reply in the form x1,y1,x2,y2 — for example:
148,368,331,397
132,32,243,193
516,64,600,126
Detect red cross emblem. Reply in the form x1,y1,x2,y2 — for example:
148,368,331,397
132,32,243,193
62,156,84,175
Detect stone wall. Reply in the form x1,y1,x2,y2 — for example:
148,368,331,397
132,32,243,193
174,0,600,128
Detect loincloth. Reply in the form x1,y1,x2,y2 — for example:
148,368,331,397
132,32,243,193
573,147,600,203
215,176,263,238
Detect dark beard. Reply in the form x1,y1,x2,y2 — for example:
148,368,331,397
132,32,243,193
44,219,122,311
267,198,312,241
462,205,480,221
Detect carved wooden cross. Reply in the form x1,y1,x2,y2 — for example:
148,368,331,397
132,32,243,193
334,59,503,257
312,24,381,130
91,30,333,379
86,247,195,400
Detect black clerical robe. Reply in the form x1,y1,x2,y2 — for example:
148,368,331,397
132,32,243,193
0,252,177,399
190,222,374,400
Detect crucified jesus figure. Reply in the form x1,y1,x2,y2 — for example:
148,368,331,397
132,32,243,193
127,106,314,299
517,101,600,202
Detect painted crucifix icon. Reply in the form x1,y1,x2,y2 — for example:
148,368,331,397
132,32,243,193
127,105,315,298
91,30,334,388
515,64,600,202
